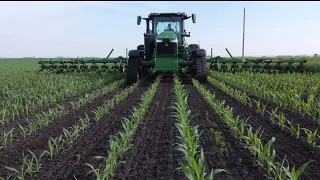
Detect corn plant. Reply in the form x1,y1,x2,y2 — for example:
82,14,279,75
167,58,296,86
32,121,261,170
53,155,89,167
0,128,14,149
173,75,226,180
44,135,64,159
268,107,279,125
282,160,313,180
302,128,319,147
4,150,45,180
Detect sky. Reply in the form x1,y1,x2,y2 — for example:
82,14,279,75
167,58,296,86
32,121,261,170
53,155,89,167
0,1,319,58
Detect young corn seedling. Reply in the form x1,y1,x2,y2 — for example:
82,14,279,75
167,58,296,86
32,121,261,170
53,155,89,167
26,118,38,135
85,163,109,180
282,160,313,180
79,114,91,132
18,123,28,139
302,128,319,148
0,128,14,149
4,165,27,180
0,109,8,125
27,150,45,172
44,135,64,159
92,107,104,121
288,120,300,138
62,127,80,145
254,99,267,116
70,100,81,110
268,107,279,125
4,150,43,180
277,112,287,129
174,76,226,180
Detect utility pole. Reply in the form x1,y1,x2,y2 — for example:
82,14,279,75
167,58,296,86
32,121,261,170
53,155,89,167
242,7,246,59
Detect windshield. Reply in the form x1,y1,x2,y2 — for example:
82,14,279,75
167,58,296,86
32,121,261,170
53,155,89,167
154,16,181,36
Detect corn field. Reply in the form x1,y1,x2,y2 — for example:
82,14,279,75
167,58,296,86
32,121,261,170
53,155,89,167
0,59,319,180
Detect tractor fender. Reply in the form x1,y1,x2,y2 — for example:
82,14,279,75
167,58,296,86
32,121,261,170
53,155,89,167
195,49,206,57
129,50,141,57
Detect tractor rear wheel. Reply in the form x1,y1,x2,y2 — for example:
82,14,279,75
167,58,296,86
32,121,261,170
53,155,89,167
126,56,140,85
195,55,208,83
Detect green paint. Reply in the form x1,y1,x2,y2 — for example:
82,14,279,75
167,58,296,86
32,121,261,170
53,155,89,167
155,54,178,71
156,32,177,41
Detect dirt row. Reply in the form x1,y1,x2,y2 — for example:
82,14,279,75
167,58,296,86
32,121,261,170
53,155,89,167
211,75,320,131
204,82,320,179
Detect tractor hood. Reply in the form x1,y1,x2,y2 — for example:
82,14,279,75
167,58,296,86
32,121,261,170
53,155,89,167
156,32,178,41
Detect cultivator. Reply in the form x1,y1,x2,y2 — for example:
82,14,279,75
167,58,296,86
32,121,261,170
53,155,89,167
38,49,127,72
207,48,307,73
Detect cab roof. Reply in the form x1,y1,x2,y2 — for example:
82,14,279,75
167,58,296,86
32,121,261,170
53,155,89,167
148,12,188,18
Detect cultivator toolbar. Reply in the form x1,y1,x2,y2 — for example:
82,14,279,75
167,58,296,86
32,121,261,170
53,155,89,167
207,48,307,73
38,49,127,72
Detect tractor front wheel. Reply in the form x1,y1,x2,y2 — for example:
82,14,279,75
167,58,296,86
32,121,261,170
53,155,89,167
126,56,140,85
195,55,208,83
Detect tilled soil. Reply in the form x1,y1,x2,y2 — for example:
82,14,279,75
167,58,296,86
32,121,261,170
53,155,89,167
112,80,186,180
2,74,318,180
0,86,124,178
34,85,150,180
185,84,267,180
205,83,320,179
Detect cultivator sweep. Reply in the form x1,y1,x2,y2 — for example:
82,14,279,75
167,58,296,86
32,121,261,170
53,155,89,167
38,49,127,72
207,48,307,73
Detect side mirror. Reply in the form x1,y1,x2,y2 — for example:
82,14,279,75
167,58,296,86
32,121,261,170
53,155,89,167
192,14,196,23
137,16,142,25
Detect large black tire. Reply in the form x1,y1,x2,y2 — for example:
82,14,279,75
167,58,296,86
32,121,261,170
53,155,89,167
196,55,208,83
126,56,140,85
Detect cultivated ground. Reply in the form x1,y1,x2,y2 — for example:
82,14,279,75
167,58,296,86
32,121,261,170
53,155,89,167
0,59,319,180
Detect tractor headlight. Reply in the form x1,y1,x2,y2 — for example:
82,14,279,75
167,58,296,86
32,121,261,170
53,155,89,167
156,39,163,43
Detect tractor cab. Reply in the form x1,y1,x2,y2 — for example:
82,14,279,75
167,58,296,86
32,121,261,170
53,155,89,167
137,13,196,59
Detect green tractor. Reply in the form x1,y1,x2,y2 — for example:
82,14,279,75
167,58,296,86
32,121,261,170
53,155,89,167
126,12,208,85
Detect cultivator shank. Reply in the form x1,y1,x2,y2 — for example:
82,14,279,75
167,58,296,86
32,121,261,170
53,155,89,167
207,49,307,73
38,49,127,72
